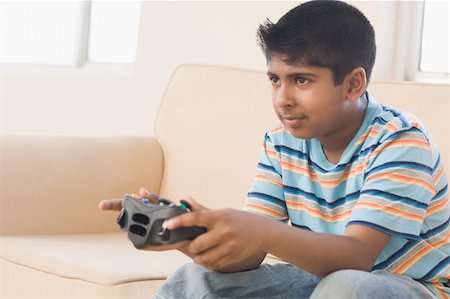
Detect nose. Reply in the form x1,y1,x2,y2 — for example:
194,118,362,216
274,85,295,108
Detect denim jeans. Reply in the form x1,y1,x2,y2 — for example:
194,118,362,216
151,262,433,299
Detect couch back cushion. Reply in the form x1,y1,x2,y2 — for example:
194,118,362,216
156,65,450,209
0,136,164,234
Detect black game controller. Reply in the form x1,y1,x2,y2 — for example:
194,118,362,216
117,194,207,249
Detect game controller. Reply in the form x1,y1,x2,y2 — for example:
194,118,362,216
117,194,207,249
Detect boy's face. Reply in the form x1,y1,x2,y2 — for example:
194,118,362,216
267,55,354,141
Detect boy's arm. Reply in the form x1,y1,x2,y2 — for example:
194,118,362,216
263,218,390,277
165,209,390,276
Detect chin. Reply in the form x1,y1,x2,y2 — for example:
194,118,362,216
285,126,313,140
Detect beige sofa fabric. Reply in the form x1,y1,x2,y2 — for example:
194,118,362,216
0,233,190,298
0,136,164,234
0,259,166,298
156,65,277,209
1,65,449,298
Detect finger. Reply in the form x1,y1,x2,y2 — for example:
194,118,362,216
193,244,231,270
165,211,211,230
137,187,159,204
138,187,150,198
188,229,222,255
98,198,123,211
182,196,210,212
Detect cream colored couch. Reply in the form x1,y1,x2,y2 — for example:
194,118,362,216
1,65,449,298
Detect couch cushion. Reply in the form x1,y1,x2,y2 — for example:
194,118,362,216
0,232,191,286
0,136,164,234
0,258,165,299
0,232,282,298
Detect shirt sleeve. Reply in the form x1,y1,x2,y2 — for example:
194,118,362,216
348,128,437,240
244,132,289,222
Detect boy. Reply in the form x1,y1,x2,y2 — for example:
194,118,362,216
100,1,449,298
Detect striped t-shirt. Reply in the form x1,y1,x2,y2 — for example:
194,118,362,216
245,92,450,298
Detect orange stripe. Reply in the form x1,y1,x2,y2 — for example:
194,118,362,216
426,196,449,216
393,232,450,275
434,165,445,185
356,129,381,145
245,203,286,218
255,174,283,186
394,245,434,274
386,122,398,132
355,201,424,222
370,139,431,158
384,139,430,150
433,233,450,248
266,148,278,158
366,172,436,194
280,160,368,188
436,288,447,298
286,200,352,222
270,125,284,134
424,280,448,298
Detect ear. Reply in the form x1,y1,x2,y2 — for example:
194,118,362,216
344,67,367,102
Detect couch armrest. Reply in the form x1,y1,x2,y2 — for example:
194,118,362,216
0,136,164,235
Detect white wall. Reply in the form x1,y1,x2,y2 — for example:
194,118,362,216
0,1,423,136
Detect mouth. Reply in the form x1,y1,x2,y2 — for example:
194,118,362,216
282,115,306,128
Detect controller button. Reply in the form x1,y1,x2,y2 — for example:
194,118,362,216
132,213,150,225
159,198,171,205
179,200,191,210
129,225,147,237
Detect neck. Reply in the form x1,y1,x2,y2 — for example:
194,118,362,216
320,96,368,164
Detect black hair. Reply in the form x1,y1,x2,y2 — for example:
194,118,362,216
257,0,376,85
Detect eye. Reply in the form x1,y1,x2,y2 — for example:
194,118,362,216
268,76,280,85
296,76,309,85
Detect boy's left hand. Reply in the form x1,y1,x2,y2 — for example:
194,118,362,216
164,204,268,270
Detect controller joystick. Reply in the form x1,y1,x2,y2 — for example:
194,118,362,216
117,195,206,248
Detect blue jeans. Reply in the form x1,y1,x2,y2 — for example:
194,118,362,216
152,262,433,299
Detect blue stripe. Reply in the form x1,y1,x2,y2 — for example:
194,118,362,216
292,223,312,231
257,162,278,174
247,192,286,207
284,186,360,209
381,127,424,143
433,154,442,172
372,116,389,127
274,145,328,172
420,256,450,281
433,185,449,201
347,220,420,240
360,189,429,210
421,216,450,240
381,105,410,127
372,217,450,271
366,161,433,177
372,240,418,271
269,126,426,182
271,127,425,175
275,144,363,173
